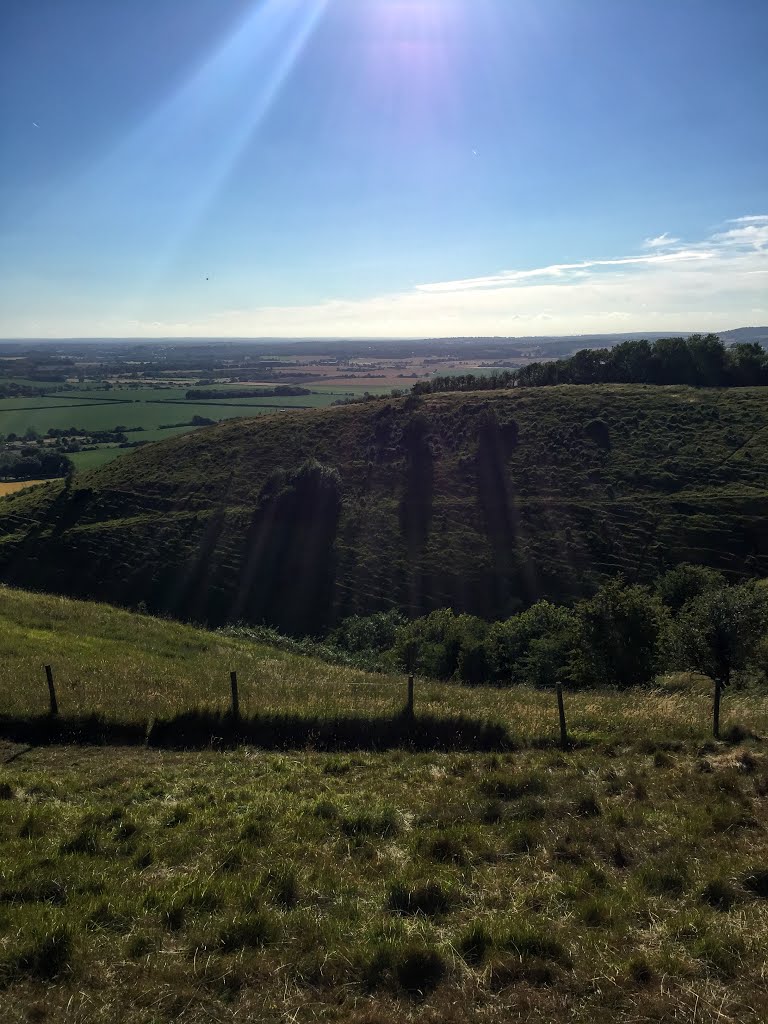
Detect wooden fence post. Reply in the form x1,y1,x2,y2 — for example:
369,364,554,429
230,670,240,724
45,665,58,716
407,674,415,717
713,678,722,740
556,682,568,751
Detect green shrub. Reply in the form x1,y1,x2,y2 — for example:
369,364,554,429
393,609,487,679
330,610,406,655
672,581,768,687
486,601,577,685
571,578,668,688
656,563,726,615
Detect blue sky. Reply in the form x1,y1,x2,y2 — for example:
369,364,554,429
1,0,766,338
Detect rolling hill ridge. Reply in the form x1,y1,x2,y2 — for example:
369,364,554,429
0,384,766,634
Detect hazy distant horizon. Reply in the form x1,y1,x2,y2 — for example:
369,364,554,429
1,327,767,347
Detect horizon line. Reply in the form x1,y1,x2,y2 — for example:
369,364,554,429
0,326,765,345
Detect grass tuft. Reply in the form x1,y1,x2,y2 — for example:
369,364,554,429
458,924,494,965
214,911,280,952
0,921,74,984
700,878,739,910
394,945,447,997
742,868,768,899
387,881,456,918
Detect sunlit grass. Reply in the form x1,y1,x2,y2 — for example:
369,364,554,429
1,740,768,1021
2,586,767,748
1,588,768,1019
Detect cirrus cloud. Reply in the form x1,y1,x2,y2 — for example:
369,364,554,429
5,216,767,338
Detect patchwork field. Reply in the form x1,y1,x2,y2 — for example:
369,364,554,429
0,383,385,473
0,387,346,437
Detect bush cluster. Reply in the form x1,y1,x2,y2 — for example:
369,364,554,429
234,569,768,690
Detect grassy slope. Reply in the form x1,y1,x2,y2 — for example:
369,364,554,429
0,385,767,629
5,585,765,740
1,590,768,1022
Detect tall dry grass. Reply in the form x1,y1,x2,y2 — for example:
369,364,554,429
2,586,767,746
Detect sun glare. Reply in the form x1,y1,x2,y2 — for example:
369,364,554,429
361,0,466,133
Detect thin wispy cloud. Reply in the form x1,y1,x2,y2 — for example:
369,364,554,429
643,232,681,249
414,250,714,295
727,215,768,224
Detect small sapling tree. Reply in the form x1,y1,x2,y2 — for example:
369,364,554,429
674,582,768,690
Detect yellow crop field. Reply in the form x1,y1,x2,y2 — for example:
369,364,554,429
0,478,56,496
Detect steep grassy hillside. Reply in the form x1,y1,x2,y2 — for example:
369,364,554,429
0,385,766,632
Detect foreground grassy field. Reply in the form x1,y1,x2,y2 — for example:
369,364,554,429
2,737,768,1022
1,589,768,1021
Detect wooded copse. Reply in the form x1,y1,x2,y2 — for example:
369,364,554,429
234,567,768,692
414,334,768,395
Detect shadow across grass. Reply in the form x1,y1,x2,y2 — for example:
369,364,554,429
0,709,513,753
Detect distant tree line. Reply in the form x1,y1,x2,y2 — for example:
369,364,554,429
184,386,311,400
413,335,768,395
0,382,56,399
159,415,216,429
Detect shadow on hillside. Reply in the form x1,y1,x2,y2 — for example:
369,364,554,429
0,710,513,753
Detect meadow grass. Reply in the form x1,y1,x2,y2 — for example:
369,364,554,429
0,589,767,1020
1,739,768,1021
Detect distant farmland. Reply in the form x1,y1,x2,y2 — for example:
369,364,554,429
0,383,384,472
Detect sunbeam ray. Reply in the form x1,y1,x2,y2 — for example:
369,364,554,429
71,0,330,305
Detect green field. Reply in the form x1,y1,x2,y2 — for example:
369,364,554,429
0,395,265,437
66,448,127,472
0,384,385,466
0,588,767,1022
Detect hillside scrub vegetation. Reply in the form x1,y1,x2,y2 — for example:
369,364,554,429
0,384,767,634
238,571,768,693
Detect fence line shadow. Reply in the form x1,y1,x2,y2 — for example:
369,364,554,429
0,710,514,753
